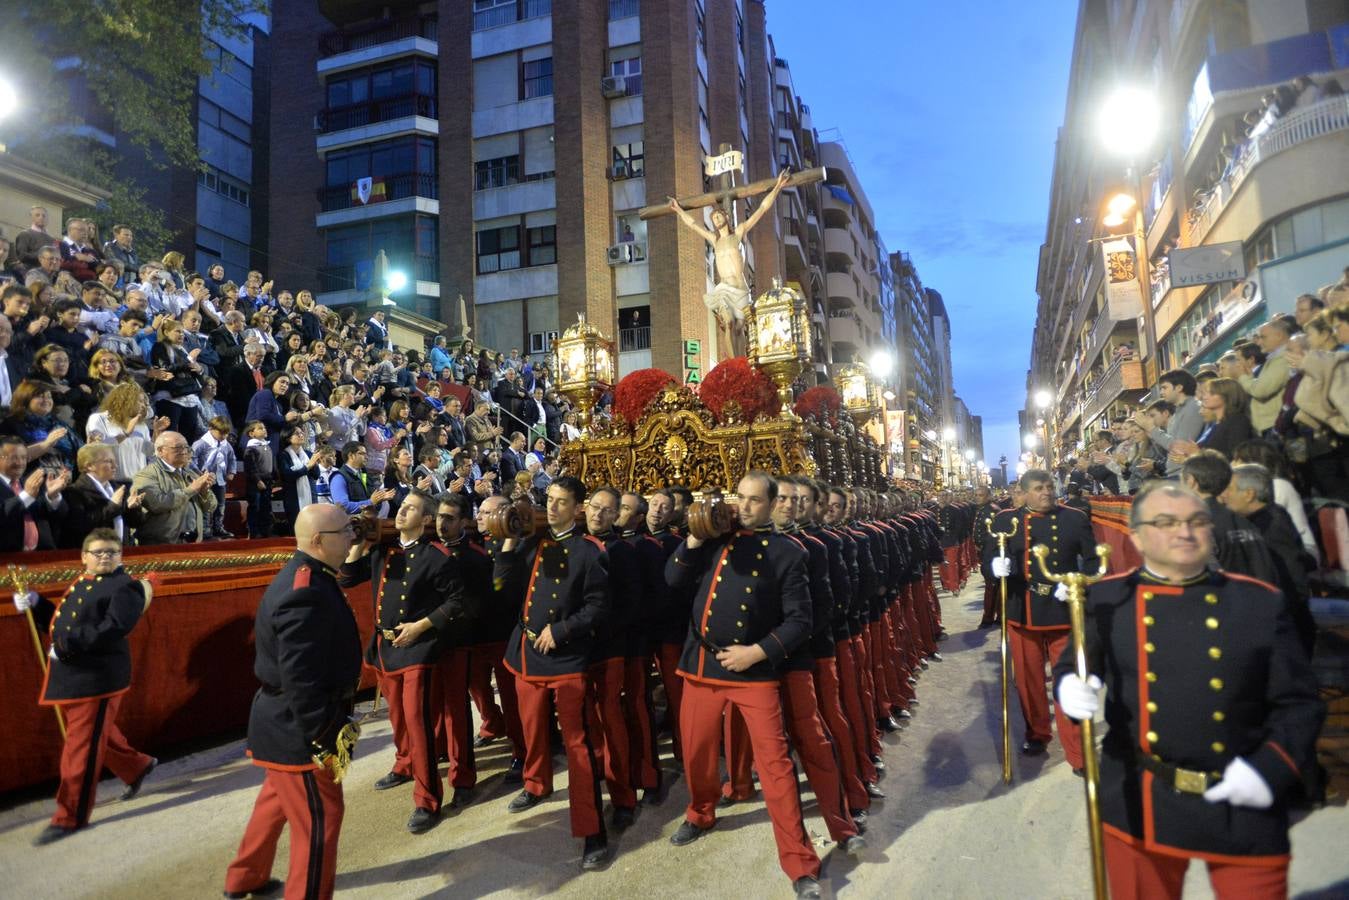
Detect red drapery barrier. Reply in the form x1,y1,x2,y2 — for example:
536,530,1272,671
1089,496,1142,572
0,539,378,795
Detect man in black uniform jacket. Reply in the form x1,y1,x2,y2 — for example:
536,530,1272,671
1055,483,1322,899
496,475,612,871
666,471,823,899
17,528,157,845
640,489,688,768
341,489,467,834
971,485,1002,627
224,504,362,900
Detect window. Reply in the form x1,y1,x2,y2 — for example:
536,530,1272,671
477,226,521,274
527,225,556,266
325,136,436,188
325,60,436,109
197,165,251,208
473,0,516,30
612,142,644,179
694,0,706,53
476,155,520,190
610,56,641,95
523,58,553,99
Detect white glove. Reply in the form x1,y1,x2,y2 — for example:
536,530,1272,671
1056,673,1101,720
1203,756,1273,809
991,556,1012,578
1054,583,1070,601
12,591,38,612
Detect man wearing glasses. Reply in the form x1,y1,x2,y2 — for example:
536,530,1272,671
985,468,1097,768
1054,482,1322,899
223,504,362,900
16,529,157,845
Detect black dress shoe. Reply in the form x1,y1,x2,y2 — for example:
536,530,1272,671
907,675,919,685
865,781,886,799
670,820,712,846
895,708,913,719
878,716,900,733
795,876,822,898
121,757,157,800
1072,767,1085,778
842,834,867,858
937,630,950,641
33,824,75,846
641,783,666,806
581,834,612,870
850,809,868,834
611,805,636,830
929,652,944,662
507,789,545,812
908,697,921,707
473,734,499,749
407,807,440,834
214,529,236,540
502,757,524,785
374,771,414,791
1021,740,1048,757
223,878,283,898
448,787,474,809
978,620,997,629
869,755,886,771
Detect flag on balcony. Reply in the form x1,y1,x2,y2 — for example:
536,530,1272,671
353,177,387,206
1101,237,1143,319
825,185,854,206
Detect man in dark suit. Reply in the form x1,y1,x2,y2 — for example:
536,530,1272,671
498,433,527,485
442,396,467,450
223,344,270,430
492,367,527,423
0,435,69,551
62,444,148,548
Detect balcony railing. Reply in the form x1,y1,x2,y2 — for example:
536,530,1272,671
317,93,437,134
618,326,650,352
1081,358,1145,426
319,15,437,58
608,0,639,20
1188,95,1349,246
319,254,438,294
318,172,439,212
474,0,552,31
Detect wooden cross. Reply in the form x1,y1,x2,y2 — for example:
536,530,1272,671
638,146,827,222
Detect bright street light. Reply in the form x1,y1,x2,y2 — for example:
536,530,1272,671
1024,433,1039,448
868,350,895,379
942,427,956,442
964,449,976,461
1099,86,1161,159
881,389,895,402
385,270,408,292
1034,389,1052,409
924,429,937,441
0,77,16,122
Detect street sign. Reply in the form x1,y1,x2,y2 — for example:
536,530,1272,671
703,150,744,177
1168,241,1246,288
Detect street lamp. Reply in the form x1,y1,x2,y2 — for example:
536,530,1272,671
1034,390,1052,410
868,350,895,379
385,270,408,293
0,77,16,122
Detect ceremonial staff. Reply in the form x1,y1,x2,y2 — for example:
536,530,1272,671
7,564,67,739
1032,542,1110,900
985,516,1017,785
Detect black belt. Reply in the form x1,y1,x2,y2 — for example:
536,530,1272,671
691,621,725,654
259,683,282,696
1135,752,1221,795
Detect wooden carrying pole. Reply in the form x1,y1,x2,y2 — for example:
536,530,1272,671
1032,543,1111,900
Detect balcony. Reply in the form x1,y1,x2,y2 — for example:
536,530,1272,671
317,15,437,75
826,271,859,307
318,172,438,213
1187,97,1349,246
318,253,437,295
828,309,863,352
474,0,552,31
619,326,650,352
317,93,437,134
1081,358,1145,427
608,0,638,19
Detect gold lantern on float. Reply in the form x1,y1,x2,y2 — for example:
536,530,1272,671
746,277,811,418
553,313,615,435
834,362,880,427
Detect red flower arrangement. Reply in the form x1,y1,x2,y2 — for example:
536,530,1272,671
794,385,842,425
698,356,778,424
611,368,677,428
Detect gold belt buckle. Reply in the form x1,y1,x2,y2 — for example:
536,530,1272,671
1173,767,1208,794
524,627,539,641
381,628,397,641
1032,584,1053,596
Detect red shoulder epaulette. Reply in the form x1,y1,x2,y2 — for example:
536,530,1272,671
292,565,312,589
430,540,449,555
583,534,606,550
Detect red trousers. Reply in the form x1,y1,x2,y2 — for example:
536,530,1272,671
225,767,344,900
781,670,859,842
879,608,908,708
435,649,476,790
51,693,153,829
924,569,945,632
380,664,443,811
1008,624,1083,768
624,656,662,792
864,621,891,717
585,656,637,810
939,545,962,592
1104,829,1288,900
655,642,684,762
679,677,821,882
513,673,605,838
469,640,525,758
834,639,879,783
981,577,1000,625
723,706,755,800
850,634,882,757
813,658,869,810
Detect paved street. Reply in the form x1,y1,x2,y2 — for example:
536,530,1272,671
2,576,1346,899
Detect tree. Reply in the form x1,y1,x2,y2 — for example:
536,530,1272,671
8,1,266,255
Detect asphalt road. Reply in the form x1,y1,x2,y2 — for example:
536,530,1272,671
2,575,1346,898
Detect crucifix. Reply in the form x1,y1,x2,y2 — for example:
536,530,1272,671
640,145,827,361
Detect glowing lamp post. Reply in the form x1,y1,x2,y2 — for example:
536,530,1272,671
746,278,812,418
553,313,615,436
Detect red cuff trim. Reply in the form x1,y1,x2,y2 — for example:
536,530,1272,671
1265,740,1299,776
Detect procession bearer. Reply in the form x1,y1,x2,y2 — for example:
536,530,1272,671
1054,482,1322,899
984,468,1095,767
224,504,362,900
17,529,157,846
665,471,824,900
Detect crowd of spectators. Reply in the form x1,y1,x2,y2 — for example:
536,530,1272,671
0,205,582,549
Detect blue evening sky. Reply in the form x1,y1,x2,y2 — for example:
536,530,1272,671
768,1,1078,471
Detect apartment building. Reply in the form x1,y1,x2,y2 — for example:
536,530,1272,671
1031,0,1349,452
891,251,942,482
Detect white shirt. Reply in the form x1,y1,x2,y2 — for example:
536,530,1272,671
1273,477,1319,561
0,350,11,407
89,476,125,541
0,473,34,507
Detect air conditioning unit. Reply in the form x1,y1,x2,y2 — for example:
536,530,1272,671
601,75,627,98
607,244,634,265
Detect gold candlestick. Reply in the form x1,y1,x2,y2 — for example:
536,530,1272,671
7,564,66,739
985,516,1018,785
